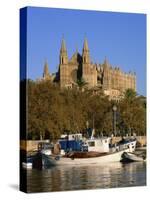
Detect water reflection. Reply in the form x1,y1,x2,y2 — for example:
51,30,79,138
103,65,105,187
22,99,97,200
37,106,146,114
27,162,146,193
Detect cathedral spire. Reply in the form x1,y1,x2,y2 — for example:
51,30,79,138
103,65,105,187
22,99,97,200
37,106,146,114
103,56,109,68
82,37,90,64
60,37,68,65
43,60,50,78
75,44,78,54
83,37,89,52
60,37,67,53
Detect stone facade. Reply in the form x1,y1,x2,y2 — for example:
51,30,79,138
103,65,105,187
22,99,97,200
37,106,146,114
42,38,136,100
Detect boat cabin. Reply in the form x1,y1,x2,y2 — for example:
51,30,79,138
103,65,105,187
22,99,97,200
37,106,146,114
60,133,82,141
86,137,110,153
59,133,83,152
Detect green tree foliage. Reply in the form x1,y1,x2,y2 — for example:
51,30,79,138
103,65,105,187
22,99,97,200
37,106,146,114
124,88,137,100
119,89,146,136
26,80,146,140
76,78,88,91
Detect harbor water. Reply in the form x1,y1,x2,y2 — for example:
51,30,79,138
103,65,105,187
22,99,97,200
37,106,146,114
27,162,146,193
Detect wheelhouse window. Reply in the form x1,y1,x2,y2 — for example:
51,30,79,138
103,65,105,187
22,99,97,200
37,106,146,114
88,141,95,147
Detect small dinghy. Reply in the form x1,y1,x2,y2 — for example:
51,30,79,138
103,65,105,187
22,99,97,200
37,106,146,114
22,156,33,169
22,162,32,169
121,152,145,163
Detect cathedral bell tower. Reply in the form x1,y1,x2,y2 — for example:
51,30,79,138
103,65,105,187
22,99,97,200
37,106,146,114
82,38,90,64
59,38,69,88
82,38,92,86
103,57,111,89
60,38,68,65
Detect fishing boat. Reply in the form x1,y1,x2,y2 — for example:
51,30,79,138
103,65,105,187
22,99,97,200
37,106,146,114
32,134,137,169
38,148,131,167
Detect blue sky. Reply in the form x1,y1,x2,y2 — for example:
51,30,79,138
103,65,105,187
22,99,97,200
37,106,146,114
26,7,146,96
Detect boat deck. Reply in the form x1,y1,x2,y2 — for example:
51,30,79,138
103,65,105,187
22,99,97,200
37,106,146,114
64,151,108,159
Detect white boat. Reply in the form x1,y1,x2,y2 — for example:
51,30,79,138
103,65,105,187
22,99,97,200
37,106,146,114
32,136,137,168
121,152,145,162
47,148,131,166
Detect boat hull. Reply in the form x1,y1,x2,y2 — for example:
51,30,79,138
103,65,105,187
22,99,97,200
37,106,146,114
22,162,32,169
32,148,130,169
55,149,130,166
121,152,144,163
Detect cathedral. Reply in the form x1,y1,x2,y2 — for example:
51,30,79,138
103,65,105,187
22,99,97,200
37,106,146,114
41,38,136,100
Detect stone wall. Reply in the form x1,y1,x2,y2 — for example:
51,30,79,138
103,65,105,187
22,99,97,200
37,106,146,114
20,140,50,152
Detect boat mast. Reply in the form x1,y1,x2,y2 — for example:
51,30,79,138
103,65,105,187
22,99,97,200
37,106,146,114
91,114,95,139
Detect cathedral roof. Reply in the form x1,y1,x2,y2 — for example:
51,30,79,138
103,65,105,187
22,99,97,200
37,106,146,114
69,52,82,65
69,52,78,63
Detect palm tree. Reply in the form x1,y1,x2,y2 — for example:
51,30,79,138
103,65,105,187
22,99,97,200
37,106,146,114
76,78,87,91
124,88,137,100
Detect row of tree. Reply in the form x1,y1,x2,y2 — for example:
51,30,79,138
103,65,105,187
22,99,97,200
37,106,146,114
25,80,146,140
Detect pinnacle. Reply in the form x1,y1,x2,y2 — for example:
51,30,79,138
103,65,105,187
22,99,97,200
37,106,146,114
83,38,89,51
60,38,67,53
44,60,49,75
